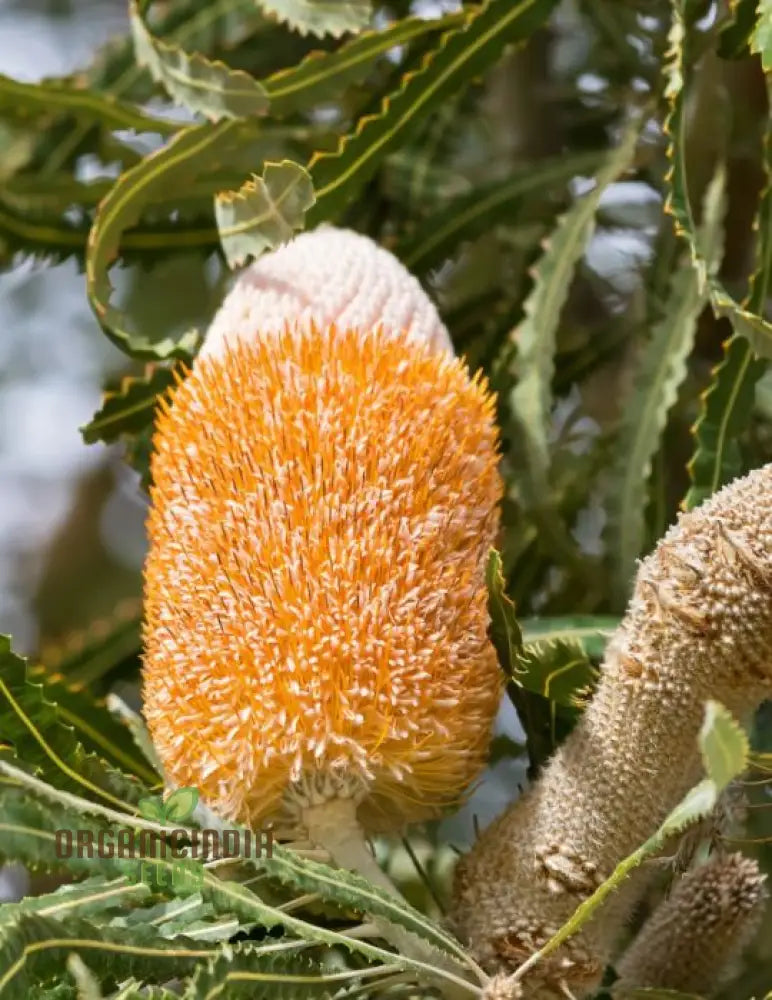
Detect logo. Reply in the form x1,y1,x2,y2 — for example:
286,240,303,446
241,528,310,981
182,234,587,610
55,787,272,893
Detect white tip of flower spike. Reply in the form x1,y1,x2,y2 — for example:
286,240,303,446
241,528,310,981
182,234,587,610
200,226,454,360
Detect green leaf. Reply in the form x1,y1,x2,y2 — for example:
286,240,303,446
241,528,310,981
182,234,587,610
683,117,772,509
607,168,726,595
80,365,180,446
684,336,767,509
137,798,166,823
0,636,148,814
130,0,270,119
751,0,772,69
163,788,199,824
256,0,372,38
262,12,465,117
0,877,148,932
699,700,750,791
305,0,559,228
0,73,181,137
182,945,333,999
485,549,523,676
87,121,244,360
513,640,597,709
215,160,315,267
243,840,471,967
0,783,466,993
520,616,618,660
23,664,158,785
0,915,213,999
666,0,772,358
505,123,639,566
395,149,606,274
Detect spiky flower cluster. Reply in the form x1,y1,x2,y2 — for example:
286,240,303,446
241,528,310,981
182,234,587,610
614,851,767,998
451,463,772,998
143,229,503,835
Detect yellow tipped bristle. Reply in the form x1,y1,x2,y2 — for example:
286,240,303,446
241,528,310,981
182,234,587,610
142,321,503,832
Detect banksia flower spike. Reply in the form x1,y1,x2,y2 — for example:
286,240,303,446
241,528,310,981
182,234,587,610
613,851,767,998
451,463,772,999
142,228,503,915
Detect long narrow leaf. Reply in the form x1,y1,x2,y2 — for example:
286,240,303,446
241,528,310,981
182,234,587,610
506,121,639,564
607,168,726,594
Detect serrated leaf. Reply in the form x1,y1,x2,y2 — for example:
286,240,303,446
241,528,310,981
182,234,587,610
215,159,315,266
0,783,461,988
87,121,244,360
506,121,639,565
485,549,523,676
80,365,181,446
514,640,597,708
23,664,158,785
183,943,348,999
683,119,772,509
262,12,464,117
0,877,149,930
0,635,148,813
684,336,767,509
257,0,372,38
130,0,270,119
608,168,726,595
699,700,749,790
243,840,470,967
0,915,213,999
0,73,180,137
395,149,606,274
751,0,772,69
305,0,559,228
666,0,772,358
520,616,619,660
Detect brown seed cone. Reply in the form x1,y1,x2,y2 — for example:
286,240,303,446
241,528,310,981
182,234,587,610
450,463,772,998
613,851,767,998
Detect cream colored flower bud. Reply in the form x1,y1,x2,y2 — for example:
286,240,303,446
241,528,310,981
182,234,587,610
451,463,772,999
614,852,767,998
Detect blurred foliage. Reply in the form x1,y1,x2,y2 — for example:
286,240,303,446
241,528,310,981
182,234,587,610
1,0,772,996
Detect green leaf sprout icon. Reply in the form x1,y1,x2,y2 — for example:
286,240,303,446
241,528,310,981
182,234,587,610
138,787,199,824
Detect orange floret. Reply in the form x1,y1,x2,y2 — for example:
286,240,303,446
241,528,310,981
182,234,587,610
142,322,503,833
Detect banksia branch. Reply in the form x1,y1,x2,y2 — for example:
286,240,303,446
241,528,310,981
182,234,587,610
451,463,772,999
141,228,503,989
613,851,767,998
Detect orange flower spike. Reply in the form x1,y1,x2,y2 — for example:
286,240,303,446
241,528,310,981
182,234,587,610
142,230,503,922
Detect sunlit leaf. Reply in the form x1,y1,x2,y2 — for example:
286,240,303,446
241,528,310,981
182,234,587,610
699,700,749,791
215,159,315,266
130,0,270,119
256,0,372,38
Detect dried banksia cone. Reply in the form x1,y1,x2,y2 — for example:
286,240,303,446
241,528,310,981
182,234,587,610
451,463,772,999
614,851,767,998
143,230,502,852
199,225,454,362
